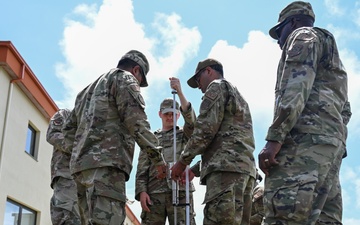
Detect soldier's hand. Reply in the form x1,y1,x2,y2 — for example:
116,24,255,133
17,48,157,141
169,77,182,94
140,192,152,212
171,161,187,180
156,164,167,179
258,141,281,176
179,167,195,185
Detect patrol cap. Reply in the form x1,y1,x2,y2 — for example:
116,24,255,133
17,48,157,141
269,1,315,40
187,58,222,88
160,98,180,114
120,50,149,87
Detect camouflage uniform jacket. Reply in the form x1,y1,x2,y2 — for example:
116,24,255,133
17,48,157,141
47,109,72,188
266,27,348,145
179,79,256,184
63,68,164,181
135,104,196,200
341,101,351,158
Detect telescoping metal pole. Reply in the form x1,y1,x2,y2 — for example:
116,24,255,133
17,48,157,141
171,88,190,225
171,89,179,225
185,165,190,225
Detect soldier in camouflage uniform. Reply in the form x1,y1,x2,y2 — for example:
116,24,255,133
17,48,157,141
250,186,264,225
47,108,81,225
171,58,257,225
135,77,197,225
63,50,166,225
258,1,349,224
250,171,264,225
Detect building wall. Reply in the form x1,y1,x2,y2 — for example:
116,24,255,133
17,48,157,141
0,43,55,224
0,41,140,225
0,77,53,224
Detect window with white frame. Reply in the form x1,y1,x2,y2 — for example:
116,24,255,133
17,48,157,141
3,199,37,225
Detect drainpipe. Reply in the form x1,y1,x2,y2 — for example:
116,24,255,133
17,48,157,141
0,64,25,179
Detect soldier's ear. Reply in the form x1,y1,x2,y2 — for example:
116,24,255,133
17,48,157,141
131,66,142,83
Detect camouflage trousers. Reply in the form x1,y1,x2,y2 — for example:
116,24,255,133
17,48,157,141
50,177,81,225
250,187,264,225
74,167,126,225
140,192,196,225
262,134,344,225
203,172,255,225
317,146,344,224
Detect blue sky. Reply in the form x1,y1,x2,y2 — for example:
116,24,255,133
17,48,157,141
2,0,360,223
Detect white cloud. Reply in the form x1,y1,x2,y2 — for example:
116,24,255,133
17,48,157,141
343,219,360,225
339,49,360,138
324,0,345,16
357,179,360,209
207,31,280,130
73,3,98,23
342,187,350,212
326,1,360,33
145,12,201,101
353,1,360,27
326,24,360,47
55,0,201,109
341,166,360,209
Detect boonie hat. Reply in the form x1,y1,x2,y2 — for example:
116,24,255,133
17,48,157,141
160,98,180,114
269,1,315,40
121,50,149,87
187,58,222,88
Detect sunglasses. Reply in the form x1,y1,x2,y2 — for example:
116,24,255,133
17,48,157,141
195,68,206,86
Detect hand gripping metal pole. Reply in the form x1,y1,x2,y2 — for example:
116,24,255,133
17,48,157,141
171,89,179,225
